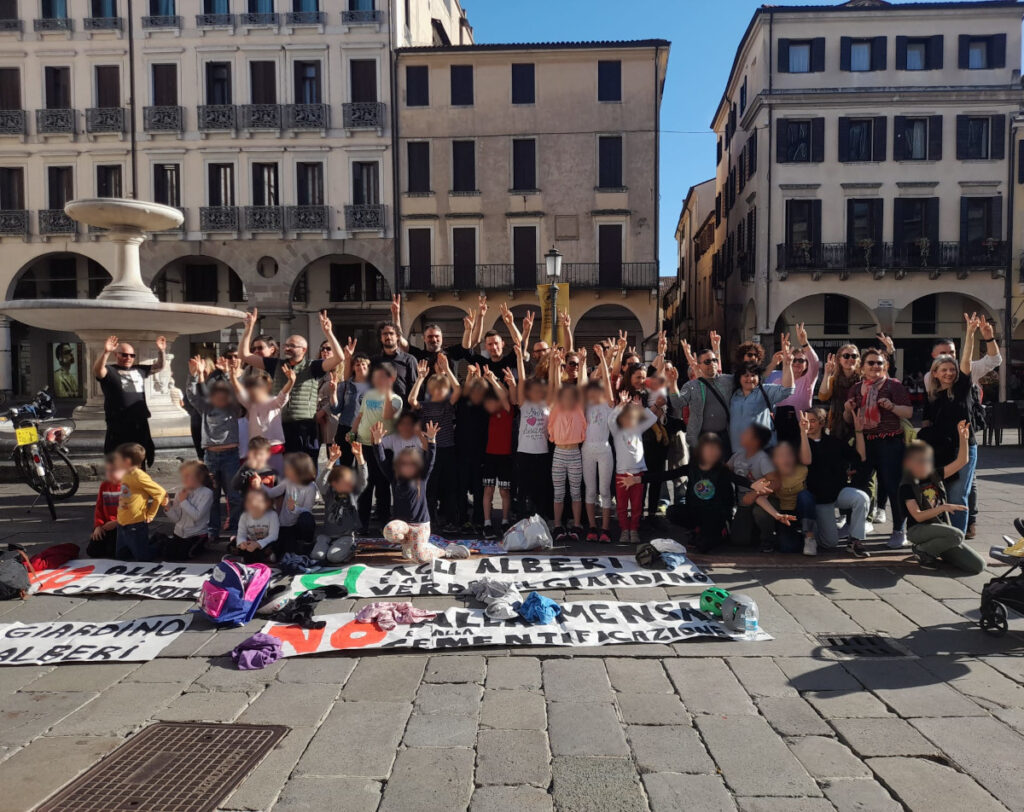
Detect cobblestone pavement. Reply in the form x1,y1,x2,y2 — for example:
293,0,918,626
0,448,1023,811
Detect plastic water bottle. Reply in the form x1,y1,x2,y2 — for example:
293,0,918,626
744,614,758,635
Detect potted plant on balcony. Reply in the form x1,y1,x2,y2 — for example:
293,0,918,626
796,239,813,266
916,236,931,268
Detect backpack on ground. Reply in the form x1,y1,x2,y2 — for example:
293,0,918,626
0,545,34,601
196,557,272,626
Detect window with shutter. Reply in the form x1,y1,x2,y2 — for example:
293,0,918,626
598,135,623,188
511,63,535,104
450,65,473,106
296,162,323,206
787,41,812,73
0,167,24,210
748,133,757,175
597,61,621,102
0,68,19,111
407,142,430,194
406,65,428,107
512,139,536,191
779,120,811,163
452,141,475,192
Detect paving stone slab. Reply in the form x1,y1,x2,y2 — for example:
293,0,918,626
414,682,483,716
550,756,647,812
0,690,96,746
57,598,141,622
830,717,938,757
664,658,757,716
274,776,381,812
153,690,251,723
788,736,872,779
191,657,285,692
295,700,412,779
402,713,479,747
125,657,209,684
605,658,673,693
480,690,547,730
0,735,122,812
772,657,862,692
379,746,475,812
485,656,542,690
547,700,629,757
0,666,50,694
275,656,357,685
879,591,967,626
643,773,737,812
22,662,139,693
842,660,987,718
341,656,426,701
48,682,182,737
470,786,553,812
541,659,612,702
236,681,339,727
221,727,316,812
775,594,863,633
757,696,832,737
868,756,1009,812
424,654,487,684
616,692,690,725
834,599,918,635
727,657,799,698
918,656,1024,710
696,714,820,798
736,799,836,812
476,729,551,788
802,690,894,719
822,778,902,812
627,724,716,774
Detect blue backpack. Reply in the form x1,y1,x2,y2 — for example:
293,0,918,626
196,558,272,626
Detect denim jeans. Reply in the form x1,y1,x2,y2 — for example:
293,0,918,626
205,448,241,536
116,522,154,561
776,490,817,554
944,444,977,534
814,487,871,548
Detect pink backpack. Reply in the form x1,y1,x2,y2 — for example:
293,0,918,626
197,558,272,626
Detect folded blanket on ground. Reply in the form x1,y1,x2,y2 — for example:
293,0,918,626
468,577,523,620
355,601,438,631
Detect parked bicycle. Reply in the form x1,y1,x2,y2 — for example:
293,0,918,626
0,389,79,520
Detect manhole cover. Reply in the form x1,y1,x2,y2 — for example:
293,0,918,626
38,722,288,812
816,633,906,657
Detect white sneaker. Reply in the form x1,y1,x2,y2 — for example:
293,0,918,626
864,521,875,536
887,530,907,549
836,516,848,532
803,537,818,556
871,508,888,525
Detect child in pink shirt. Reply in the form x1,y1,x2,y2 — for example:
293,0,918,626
230,365,295,474
548,349,588,543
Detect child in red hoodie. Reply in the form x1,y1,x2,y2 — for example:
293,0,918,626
87,455,124,558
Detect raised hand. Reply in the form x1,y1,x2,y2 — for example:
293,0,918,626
824,353,837,377
559,309,571,329
478,293,488,315
319,309,333,335
617,330,628,349
104,335,119,353
244,308,258,328
709,330,721,352
523,310,535,333
964,312,980,335
155,336,167,352
370,421,387,445
593,343,605,360
665,365,679,387
657,330,667,356
390,294,401,323
344,336,357,358
618,389,631,404
328,443,343,463
958,419,971,443
424,420,440,442
188,355,201,376
795,322,808,347
282,364,296,382
436,352,450,374
502,367,516,388
979,315,995,341
416,359,429,379
500,301,514,324
799,412,810,435
463,314,474,333
350,441,364,462
876,331,895,356
466,363,480,379
512,341,523,358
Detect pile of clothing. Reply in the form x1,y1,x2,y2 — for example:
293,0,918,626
636,539,689,570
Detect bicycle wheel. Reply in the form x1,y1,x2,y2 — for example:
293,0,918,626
42,445,79,501
13,447,45,495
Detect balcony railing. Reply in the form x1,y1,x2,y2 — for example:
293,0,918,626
285,103,328,130
244,206,283,232
142,15,182,29
197,104,236,131
342,102,384,130
286,11,325,25
0,210,28,235
0,19,22,32
344,204,385,231
86,107,125,134
34,17,72,31
36,108,75,134
239,12,278,26
775,241,1009,278
196,12,233,27
286,205,329,232
398,262,658,292
84,16,122,30
342,9,382,24
39,209,76,235
0,110,25,135
144,105,184,132
240,104,281,130
200,206,239,232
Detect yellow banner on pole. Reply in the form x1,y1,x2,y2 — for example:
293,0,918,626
536,283,571,348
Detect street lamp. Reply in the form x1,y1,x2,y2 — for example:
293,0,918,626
545,247,562,346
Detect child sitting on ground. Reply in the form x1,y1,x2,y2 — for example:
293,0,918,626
900,420,985,573
231,437,278,498
313,442,368,564
265,452,318,555
230,363,295,474
113,442,167,561
608,393,660,543
157,461,215,560
231,489,280,564
87,454,123,558
754,432,815,555
666,433,735,554
727,424,776,548
376,420,469,562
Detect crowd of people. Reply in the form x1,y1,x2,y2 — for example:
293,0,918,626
89,294,1002,575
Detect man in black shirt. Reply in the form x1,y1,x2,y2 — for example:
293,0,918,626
93,334,166,466
371,320,418,402
391,294,471,374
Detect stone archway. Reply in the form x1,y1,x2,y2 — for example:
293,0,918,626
574,304,645,356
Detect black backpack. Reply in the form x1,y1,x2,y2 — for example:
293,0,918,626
0,545,32,601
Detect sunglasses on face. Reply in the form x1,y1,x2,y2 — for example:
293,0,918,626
744,352,759,359
792,358,808,365
118,352,135,358
840,353,859,360
701,358,719,366
865,360,885,367
224,354,239,361
567,360,579,367
252,344,266,352
283,343,304,350
533,347,549,354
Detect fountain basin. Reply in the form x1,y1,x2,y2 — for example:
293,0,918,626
64,198,184,233
0,300,246,335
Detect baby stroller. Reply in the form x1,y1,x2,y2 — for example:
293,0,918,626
980,518,1024,636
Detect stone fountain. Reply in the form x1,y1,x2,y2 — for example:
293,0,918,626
0,198,246,452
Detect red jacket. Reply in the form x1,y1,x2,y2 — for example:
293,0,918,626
94,480,121,528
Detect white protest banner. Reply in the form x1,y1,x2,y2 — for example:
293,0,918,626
288,554,713,599
0,615,192,666
32,560,214,601
262,598,769,656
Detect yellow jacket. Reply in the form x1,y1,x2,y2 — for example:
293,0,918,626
117,468,166,526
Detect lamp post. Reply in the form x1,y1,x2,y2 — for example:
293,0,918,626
545,246,562,347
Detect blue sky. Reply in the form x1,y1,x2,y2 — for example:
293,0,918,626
459,0,958,277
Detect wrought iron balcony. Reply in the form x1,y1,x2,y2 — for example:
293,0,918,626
196,13,233,27
342,102,384,130
284,103,328,130
240,104,281,130
775,241,1009,279
86,107,125,134
560,262,659,289
286,11,325,25
399,262,658,291
342,9,382,24
34,17,72,32
0,210,28,235
244,206,283,232
344,204,385,231
286,205,329,232
200,206,239,232
142,15,182,29
239,12,278,26
0,110,26,135
36,108,75,134
0,19,22,32
144,105,184,132
39,209,76,235
197,104,236,131
84,16,122,30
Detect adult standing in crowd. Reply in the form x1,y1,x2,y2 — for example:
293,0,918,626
390,294,474,374
460,298,522,378
371,319,418,402
240,308,344,458
818,343,862,442
766,323,819,448
728,348,794,453
845,346,913,548
93,334,166,467
673,334,735,452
